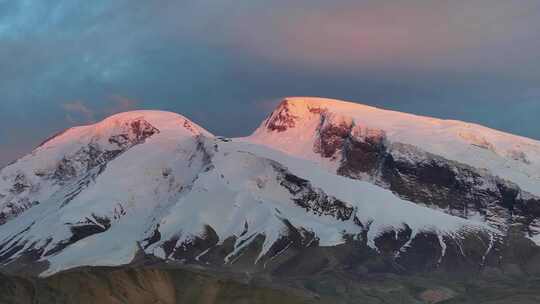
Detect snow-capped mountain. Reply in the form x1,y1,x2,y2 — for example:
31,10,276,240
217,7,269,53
249,98,540,240
1,98,539,278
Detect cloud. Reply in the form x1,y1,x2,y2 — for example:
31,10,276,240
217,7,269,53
62,96,139,125
218,0,540,74
252,98,282,112
106,95,138,115
62,101,95,124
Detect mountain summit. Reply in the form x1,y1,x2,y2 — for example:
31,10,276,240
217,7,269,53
1,98,539,280
251,98,540,191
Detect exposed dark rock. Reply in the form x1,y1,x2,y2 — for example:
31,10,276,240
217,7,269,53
44,214,111,257
226,234,266,269
10,174,31,194
374,225,413,256
275,165,354,221
338,125,387,176
112,203,127,220
396,232,442,272
0,237,27,262
314,112,353,158
162,235,180,258
259,219,320,268
0,173,39,224
303,107,540,238
265,100,299,132
0,200,39,225
181,119,200,135
143,225,162,250
192,135,214,171
170,225,220,262
108,118,160,148
379,145,540,238
304,112,540,240
202,236,237,265
0,222,34,257
51,118,158,184
52,145,122,183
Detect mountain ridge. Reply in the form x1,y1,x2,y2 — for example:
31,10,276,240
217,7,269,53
0,97,539,280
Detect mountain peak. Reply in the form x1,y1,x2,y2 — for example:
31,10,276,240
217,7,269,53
260,96,440,135
99,110,198,128
0,110,213,224
281,96,380,111
250,96,540,196
263,97,379,131
37,110,211,151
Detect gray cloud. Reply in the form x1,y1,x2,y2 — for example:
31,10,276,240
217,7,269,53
1,0,539,166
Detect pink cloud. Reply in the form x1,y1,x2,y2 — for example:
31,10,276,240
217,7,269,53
220,1,533,72
62,101,95,124
252,98,282,112
62,96,139,125
106,95,138,115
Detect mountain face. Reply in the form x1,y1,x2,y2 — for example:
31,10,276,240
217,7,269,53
1,98,540,285
250,98,540,238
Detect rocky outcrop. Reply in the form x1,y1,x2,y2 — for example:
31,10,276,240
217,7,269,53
275,164,354,221
305,109,540,242
53,118,159,184
264,100,299,132
314,112,354,158
338,124,387,177
44,214,112,257
108,118,160,148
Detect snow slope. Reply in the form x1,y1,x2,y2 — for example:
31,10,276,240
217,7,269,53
0,111,213,275
0,110,209,222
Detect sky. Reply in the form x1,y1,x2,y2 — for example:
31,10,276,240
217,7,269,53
1,0,540,167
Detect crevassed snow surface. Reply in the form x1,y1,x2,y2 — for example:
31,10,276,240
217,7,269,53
248,97,540,196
